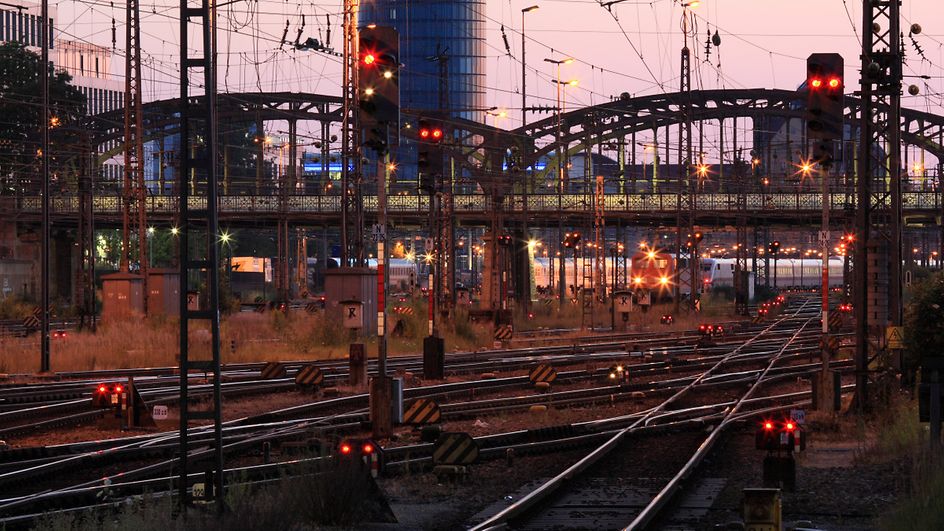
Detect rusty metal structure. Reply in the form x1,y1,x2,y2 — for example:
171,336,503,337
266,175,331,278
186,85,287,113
7,87,944,326
176,0,223,509
853,0,904,409
121,0,148,301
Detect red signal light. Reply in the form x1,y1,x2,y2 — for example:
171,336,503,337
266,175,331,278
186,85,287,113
98,385,107,393
828,77,840,89
785,421,795,431
114,385,123,393
363,53,376,66
431,128,443,140
764,421,774,430
810,78,822,89
419,128,430,139
340,443,352,455
362,443,375,454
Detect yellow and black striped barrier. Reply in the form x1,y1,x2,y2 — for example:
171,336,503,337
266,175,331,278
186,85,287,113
828,312,843,332
295,364,324,387
494,324,513,341
432,432,479,466
529,363,557,384
260,362,287,379
403,397,442,425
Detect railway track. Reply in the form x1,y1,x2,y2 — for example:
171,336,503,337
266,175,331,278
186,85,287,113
0,298,832,526
468,298,821,530
0,319,805,436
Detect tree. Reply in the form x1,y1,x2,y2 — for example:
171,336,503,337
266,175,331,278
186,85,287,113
904,270,944,372
0,42,87,195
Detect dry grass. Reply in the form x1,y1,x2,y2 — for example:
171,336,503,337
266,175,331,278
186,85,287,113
517,294,740,333
0,307,495,374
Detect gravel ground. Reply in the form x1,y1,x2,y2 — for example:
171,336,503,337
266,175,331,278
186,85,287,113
368,449,589,530
695,425,903,531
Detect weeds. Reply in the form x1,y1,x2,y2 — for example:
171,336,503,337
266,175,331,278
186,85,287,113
31,459,392,530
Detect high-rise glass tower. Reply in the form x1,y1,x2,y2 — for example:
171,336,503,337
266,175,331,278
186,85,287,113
359,0,486,120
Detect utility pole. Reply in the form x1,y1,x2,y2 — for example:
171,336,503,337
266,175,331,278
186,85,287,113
674,1,698,314
855,0,903,411
177,0,223,510
340,0,362,266
124,0,148,310
39,0,50,373
520,5,538,128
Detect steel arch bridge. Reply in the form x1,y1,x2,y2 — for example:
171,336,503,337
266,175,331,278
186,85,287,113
6,87,943,229
514,88,944,175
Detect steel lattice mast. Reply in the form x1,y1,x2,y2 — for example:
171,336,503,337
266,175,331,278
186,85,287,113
674,5,697,314
854,0,903,409
341,0,363,266
123,0,148,306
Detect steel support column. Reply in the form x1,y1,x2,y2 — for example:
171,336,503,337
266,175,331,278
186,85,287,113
177,0,223,509
854,0,903,410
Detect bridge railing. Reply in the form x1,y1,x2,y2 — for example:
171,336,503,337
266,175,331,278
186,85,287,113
15,191,942,215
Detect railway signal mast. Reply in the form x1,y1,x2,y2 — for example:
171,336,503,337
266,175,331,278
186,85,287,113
805,53,844,411
358,24,400,437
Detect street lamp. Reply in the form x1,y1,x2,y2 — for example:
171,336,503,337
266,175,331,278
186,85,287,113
545,56,575,306
521,5,540,128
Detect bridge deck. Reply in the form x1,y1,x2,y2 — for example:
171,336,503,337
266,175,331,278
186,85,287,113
5,191,941,227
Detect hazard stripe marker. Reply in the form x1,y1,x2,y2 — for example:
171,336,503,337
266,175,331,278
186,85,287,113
260,362,287,379
529,363,557,384
295,365,324,387
432,432,479,466
403,397,442,425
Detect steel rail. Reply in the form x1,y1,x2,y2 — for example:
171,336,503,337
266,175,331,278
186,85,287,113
469,298,813,531
626,315,815,529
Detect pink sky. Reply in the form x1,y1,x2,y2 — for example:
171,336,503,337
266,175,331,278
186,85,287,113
50,0,944,127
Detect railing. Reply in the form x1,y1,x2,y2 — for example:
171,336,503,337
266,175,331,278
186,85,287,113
14,191,942,215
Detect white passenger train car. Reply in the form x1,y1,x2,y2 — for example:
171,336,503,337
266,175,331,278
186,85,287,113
701,257,844,288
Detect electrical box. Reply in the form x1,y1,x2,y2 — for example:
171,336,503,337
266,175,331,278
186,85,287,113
341,299,364,329
613,291,634,313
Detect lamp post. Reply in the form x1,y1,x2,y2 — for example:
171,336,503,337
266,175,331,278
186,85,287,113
521,5,539,128
545,57,575,307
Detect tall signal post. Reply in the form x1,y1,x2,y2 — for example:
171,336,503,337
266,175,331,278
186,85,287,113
358,25,400,437
855,0,903,410
805,53,844,410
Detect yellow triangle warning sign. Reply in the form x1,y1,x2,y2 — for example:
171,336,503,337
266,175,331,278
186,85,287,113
886,326,905,349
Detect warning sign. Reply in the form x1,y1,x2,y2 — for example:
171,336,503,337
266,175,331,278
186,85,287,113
886,326,905,350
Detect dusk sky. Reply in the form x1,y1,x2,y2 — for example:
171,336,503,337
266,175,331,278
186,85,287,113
51,0,944,127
